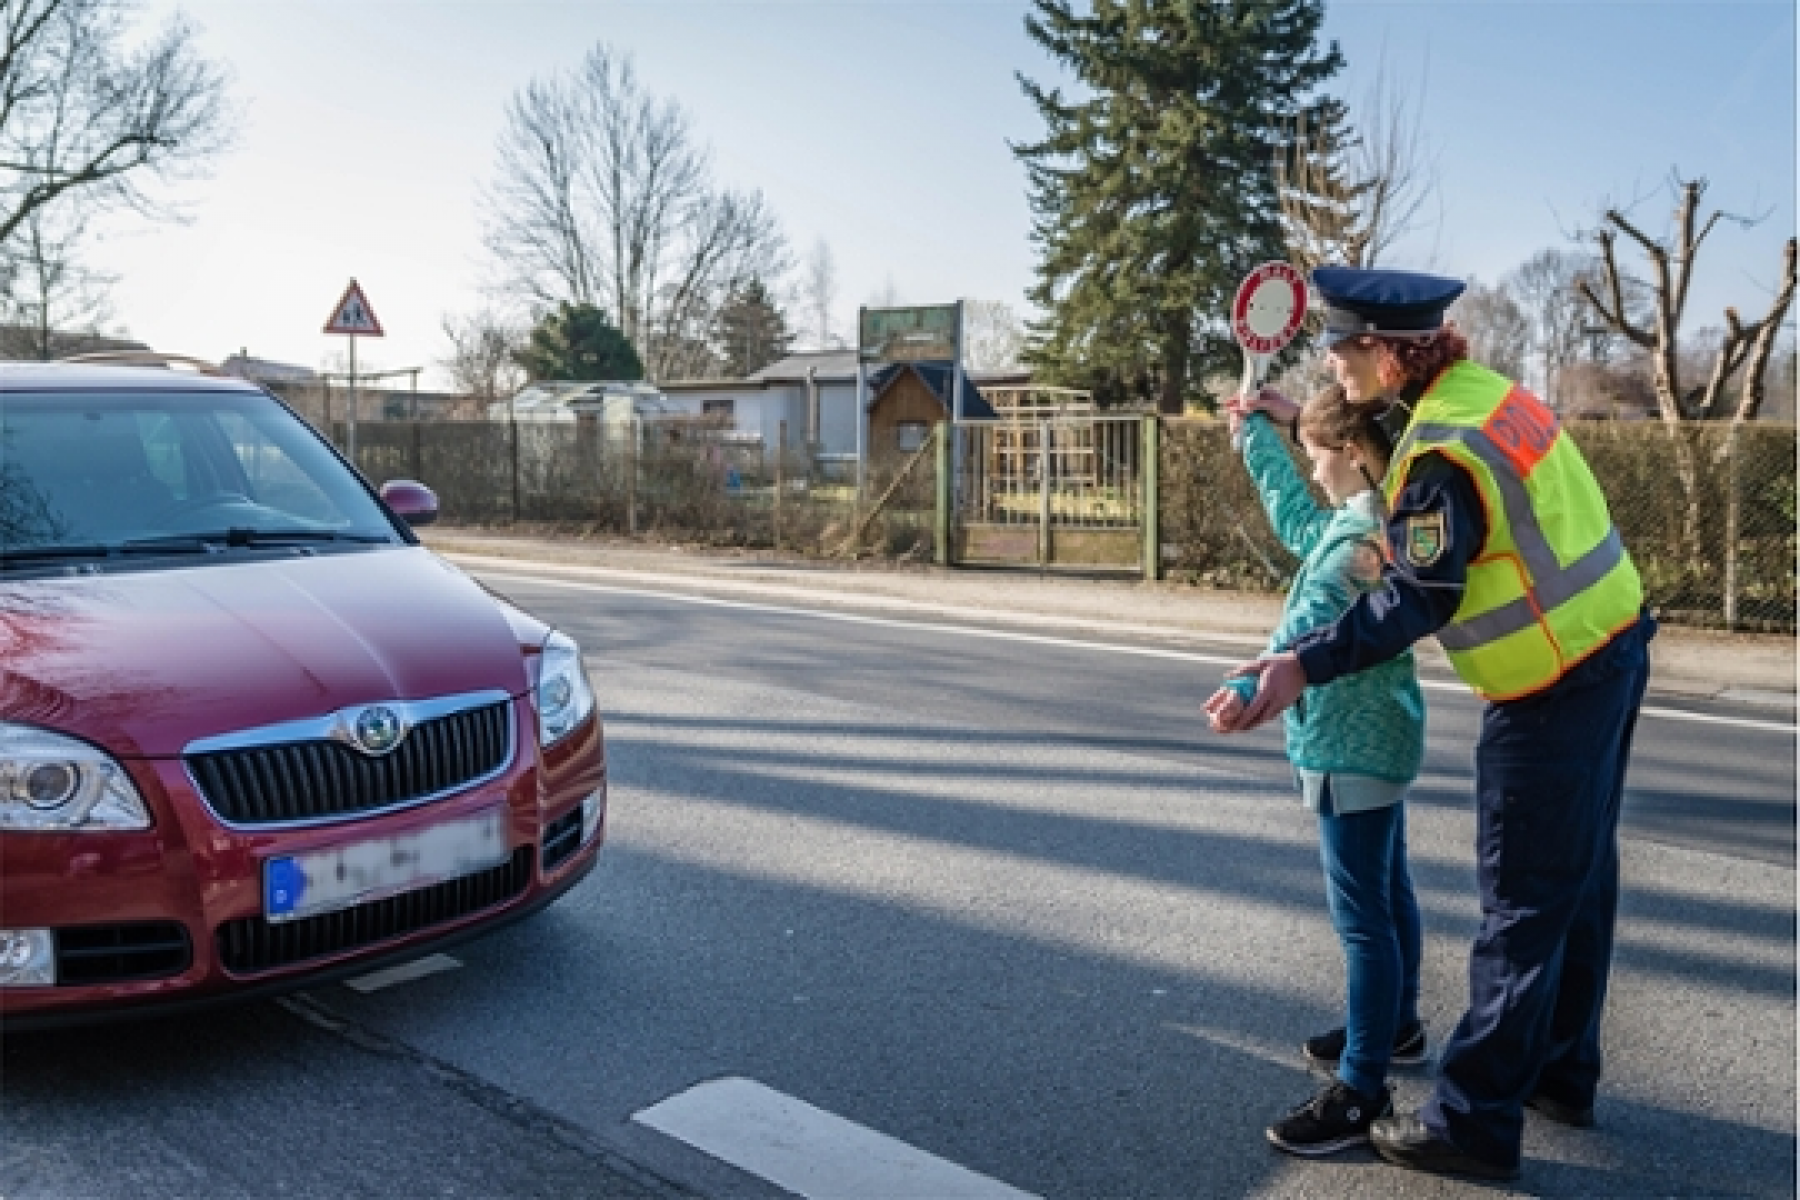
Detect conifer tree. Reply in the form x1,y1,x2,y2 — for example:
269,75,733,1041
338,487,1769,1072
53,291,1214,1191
515,302,643,382
1014,0,1342,411
715,278,793,378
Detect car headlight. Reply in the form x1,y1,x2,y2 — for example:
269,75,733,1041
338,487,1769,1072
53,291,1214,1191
0,724,151,831
535,630,596,748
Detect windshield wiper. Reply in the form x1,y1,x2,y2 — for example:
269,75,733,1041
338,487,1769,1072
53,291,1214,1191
125,528,393,549
0,530,393,572
0,543,118,564
0,540,218,571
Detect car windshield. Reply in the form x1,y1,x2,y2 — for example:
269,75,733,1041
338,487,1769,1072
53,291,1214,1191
1,388,399,556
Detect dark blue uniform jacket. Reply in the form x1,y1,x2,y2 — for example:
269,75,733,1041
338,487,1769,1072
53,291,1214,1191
1294,453,1488,687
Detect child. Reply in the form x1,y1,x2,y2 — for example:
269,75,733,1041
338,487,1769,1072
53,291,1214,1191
1204,383,1427,1158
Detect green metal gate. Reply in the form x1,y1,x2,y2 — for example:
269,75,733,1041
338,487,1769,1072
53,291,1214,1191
949,414,1155,573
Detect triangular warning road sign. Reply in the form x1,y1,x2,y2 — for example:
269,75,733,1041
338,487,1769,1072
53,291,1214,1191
324,278,384,336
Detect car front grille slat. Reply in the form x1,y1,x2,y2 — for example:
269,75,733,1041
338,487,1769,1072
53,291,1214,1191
188,701,510,826
215,847,532,976
57,922,192,986
252,750,283,821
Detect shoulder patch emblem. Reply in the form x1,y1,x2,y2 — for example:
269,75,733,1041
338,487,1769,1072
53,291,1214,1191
1405,511,1447,567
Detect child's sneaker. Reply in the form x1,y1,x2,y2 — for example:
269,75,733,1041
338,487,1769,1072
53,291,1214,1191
1302,1019,1427,1068
1265,1079,1394,1156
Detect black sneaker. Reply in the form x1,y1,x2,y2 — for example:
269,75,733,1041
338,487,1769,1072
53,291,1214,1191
1526,1089,1596,1128
1266,1079,1394,1157
1302,1019,1427,1068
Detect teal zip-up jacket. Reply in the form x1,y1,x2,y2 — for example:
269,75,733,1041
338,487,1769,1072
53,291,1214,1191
1225,414,1425,799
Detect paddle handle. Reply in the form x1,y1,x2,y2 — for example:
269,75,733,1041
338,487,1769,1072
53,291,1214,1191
1238,351,1268,402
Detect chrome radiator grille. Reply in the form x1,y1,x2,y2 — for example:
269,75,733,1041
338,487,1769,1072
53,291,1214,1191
187,700,511,826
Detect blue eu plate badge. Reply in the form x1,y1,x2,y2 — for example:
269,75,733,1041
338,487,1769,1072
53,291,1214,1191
266,858,305,917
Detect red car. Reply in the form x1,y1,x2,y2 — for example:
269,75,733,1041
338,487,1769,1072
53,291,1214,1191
0,358,606,1028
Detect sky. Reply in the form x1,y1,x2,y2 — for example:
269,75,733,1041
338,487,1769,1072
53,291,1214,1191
99,0,1797,389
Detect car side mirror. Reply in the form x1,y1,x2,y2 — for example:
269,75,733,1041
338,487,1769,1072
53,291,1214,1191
379,479,439,528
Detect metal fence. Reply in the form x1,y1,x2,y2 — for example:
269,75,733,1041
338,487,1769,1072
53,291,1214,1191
954,414,1144,528
329,415,1794,632
334,419,934,558
1568,421,1794,632
1158,418,1796,633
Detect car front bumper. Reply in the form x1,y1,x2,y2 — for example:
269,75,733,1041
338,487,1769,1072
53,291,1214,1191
0,704,606,1030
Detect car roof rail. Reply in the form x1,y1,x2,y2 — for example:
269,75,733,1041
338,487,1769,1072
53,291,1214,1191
57,350,227,376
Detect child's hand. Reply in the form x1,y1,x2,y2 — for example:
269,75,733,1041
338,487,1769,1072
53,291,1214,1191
1231,386,1300,427
1202,686,1245,733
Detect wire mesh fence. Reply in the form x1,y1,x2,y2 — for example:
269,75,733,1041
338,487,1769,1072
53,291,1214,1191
1570,421,1795,632
335,419,936,560
1157,418,1796,633
330,415,1791,632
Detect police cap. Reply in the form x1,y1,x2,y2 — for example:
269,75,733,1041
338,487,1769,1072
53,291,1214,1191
1312,266,1466,348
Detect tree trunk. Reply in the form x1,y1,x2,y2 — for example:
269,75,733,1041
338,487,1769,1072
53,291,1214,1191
1733,238,1799,425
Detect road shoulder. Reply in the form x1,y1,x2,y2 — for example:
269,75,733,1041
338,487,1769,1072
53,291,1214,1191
422,528,1797,713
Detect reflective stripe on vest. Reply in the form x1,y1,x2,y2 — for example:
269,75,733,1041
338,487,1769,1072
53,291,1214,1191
1392,417,1628,652
1385,363,1642,699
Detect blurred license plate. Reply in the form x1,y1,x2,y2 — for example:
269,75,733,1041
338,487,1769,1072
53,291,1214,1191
264,808,508,924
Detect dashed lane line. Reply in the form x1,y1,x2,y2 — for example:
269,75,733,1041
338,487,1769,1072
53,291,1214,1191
633,1076,1041,1200
342,953,462,994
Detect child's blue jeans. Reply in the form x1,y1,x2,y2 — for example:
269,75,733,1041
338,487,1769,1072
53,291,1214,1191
1317,794,1423,1098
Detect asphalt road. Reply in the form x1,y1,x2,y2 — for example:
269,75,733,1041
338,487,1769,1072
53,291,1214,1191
4,572,1793,1199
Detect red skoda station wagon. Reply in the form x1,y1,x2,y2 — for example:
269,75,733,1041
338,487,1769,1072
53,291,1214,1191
0,359,606,1028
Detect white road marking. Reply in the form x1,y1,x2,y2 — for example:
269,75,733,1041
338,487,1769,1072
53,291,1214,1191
451,553,1271,650
1166,1021,1309,1074
469,565,1383,671
633,1077,1041,1200
1636,705,1793,733
466,564,1796,734
342,953,462,994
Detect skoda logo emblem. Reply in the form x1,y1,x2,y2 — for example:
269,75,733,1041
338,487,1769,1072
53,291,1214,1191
352,705,405,756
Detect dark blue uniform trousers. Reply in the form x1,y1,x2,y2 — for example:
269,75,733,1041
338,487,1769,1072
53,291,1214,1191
1421,616,1654,1167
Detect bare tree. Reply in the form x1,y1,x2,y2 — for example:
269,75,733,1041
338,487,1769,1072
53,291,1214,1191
439,308,527,413
0,203,113,358
866,276,902,311
799,237,840,350
1579,175,1797,426
1275,57,1437,274
0,0,231,249
1505,248,1596,408
481,44,787,383
1577,174,1799,575
645,185,788,380
1449,277,1530,382
962,298,1026,374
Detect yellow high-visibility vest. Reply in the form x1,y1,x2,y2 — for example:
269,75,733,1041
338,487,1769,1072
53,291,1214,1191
1384,360,1643,701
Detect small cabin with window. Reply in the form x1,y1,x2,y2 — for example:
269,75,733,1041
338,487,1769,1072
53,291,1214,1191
866,362,996,457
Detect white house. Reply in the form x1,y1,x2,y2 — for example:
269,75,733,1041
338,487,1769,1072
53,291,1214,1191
659,350,862,466
489,380,673,427
502,351,1021,476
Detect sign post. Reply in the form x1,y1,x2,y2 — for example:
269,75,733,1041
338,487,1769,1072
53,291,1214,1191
323,278,385,463
1230,261,1307,400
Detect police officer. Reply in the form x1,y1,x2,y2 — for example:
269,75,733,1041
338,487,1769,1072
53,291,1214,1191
1216,265,1655,1181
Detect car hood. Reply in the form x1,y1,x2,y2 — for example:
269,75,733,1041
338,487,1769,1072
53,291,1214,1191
0,548,531,757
